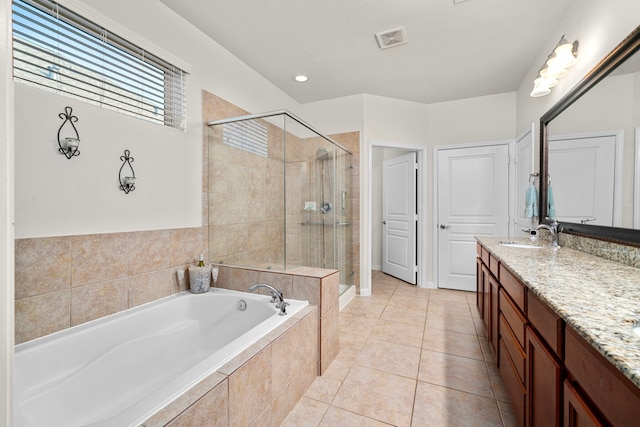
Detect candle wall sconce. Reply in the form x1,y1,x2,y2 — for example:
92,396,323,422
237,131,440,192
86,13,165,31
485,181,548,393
118,149,136,194
57,106,81,159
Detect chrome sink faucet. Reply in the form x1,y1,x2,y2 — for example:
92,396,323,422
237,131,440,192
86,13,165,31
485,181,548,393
536,218,561,248
248,283,289,315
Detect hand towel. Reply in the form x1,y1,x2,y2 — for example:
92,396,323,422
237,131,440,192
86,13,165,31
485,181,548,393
524,184,538,218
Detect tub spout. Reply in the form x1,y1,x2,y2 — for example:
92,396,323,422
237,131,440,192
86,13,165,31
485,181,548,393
248,283,289,315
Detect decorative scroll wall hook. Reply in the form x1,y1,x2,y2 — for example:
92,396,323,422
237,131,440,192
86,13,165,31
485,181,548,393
118,149,136,194
57,106,80,159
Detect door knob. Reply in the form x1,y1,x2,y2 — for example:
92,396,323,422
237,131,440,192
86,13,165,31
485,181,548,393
439,224,450,229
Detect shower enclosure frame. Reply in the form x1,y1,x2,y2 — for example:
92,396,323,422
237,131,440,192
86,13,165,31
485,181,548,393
206,110,354,291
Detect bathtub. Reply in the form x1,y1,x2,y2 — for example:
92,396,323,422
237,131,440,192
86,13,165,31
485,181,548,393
14,288,308,427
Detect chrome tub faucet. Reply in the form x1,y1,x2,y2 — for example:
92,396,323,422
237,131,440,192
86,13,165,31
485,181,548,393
248,283,289,315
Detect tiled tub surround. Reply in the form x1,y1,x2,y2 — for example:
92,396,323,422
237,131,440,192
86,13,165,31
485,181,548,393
215,264,340,374
147,303,319,426
477,236,640,389
14,289,311,426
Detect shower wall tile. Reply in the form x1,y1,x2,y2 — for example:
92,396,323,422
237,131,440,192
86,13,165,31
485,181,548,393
70,233,129,287
70,278,129,326
15,290,70,344
15,236,71,299
228,268,260,292
258,271,294,297
291,275,321,307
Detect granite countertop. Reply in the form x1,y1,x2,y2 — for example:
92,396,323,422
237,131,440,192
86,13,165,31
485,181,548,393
476,236,640,389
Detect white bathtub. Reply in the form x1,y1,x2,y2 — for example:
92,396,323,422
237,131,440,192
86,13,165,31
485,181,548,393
14,288,308,427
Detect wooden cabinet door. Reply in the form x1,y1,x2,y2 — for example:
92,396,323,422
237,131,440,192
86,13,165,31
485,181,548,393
526,326,562,427
489,274,499,358
476,257,484,319
564,381,603,427
482,264,490,332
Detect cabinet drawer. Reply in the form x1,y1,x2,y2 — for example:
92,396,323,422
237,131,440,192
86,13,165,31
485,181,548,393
481,246,490,266
499,289,526,348
565,327,640,426
489,253,500,278
528,292,563,357
499,265,526,313
499,314,525,383
499,338,525,427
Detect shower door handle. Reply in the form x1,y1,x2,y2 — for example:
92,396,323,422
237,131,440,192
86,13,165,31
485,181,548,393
439,224,450,230
382,220,386,225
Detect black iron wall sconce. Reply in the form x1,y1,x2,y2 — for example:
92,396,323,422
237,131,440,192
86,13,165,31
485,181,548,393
118,149,136,194
57,106,80,159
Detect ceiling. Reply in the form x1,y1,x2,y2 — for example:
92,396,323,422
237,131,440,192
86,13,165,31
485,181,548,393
159,0,572,105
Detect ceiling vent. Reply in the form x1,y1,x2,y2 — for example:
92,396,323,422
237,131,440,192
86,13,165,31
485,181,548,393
375,27,407,50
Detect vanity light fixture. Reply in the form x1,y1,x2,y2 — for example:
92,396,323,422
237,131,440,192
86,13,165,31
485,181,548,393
118,149,136,194
57,106,81,159
530,35,579,97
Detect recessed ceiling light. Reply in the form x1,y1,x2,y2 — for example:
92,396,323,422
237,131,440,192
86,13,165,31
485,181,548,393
294,75,308,82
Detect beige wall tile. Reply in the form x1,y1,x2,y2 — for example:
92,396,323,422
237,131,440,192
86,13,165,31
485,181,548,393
128,229,172,275
15,236,71,299
128,268,177,308
228,346,273,427
228,267,259,292
70,278,129,326
166,378,229,427
320,272,339,315
169,227,206,267
321,304,339,374
71,233,129,287
291,275,320,306
15,290,70,344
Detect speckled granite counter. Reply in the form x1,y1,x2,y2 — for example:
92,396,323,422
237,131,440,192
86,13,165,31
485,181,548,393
477,236,640,389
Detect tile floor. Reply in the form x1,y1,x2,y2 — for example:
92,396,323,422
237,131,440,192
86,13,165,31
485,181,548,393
281,271,517,427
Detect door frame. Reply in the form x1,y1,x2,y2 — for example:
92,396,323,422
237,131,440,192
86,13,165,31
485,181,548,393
433,139,514,289
366,141,427,294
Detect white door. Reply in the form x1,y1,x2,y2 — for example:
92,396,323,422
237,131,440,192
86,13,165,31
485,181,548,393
437,144,509,291
548,133,620,226
382,152,417,284
515,125,535,235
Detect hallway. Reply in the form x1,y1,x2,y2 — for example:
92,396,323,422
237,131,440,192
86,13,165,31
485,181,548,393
282,271,517,426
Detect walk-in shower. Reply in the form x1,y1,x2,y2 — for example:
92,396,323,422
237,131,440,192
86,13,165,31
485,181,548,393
206,110,354,294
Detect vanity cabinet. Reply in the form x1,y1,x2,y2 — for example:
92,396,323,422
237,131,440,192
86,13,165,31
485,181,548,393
476,240,640,427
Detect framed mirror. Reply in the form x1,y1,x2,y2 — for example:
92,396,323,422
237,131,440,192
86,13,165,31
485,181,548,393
540,25,640,246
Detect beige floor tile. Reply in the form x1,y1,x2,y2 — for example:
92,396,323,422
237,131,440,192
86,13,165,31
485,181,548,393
427,299,473,317
355,338,421,379
422,329,484,360
281,397,329,427
340,312,378,337
474,317,488,338
305,360,352,403
412,381,503,427
392,285,430,298
417,350,494,398
497,400,519,427
332,365,416,427
370,319,424,348
335,332,367,364
429,289,471,303
341,298,387,319
319,406,393,427
425,311,478,335
387,293,429,311
380,304,427,326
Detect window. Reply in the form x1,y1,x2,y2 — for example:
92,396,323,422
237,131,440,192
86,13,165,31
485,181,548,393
12,0,187,130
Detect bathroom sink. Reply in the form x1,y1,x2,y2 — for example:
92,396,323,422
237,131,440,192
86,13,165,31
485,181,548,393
498,242,543,249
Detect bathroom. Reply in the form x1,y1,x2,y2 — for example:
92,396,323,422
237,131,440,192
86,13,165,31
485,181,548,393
2,0,640,425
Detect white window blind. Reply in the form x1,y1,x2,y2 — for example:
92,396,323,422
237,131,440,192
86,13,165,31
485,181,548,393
12,0,187,130
223,120,268,157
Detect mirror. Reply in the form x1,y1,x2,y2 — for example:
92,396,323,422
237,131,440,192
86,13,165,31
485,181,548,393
540,25,640,245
